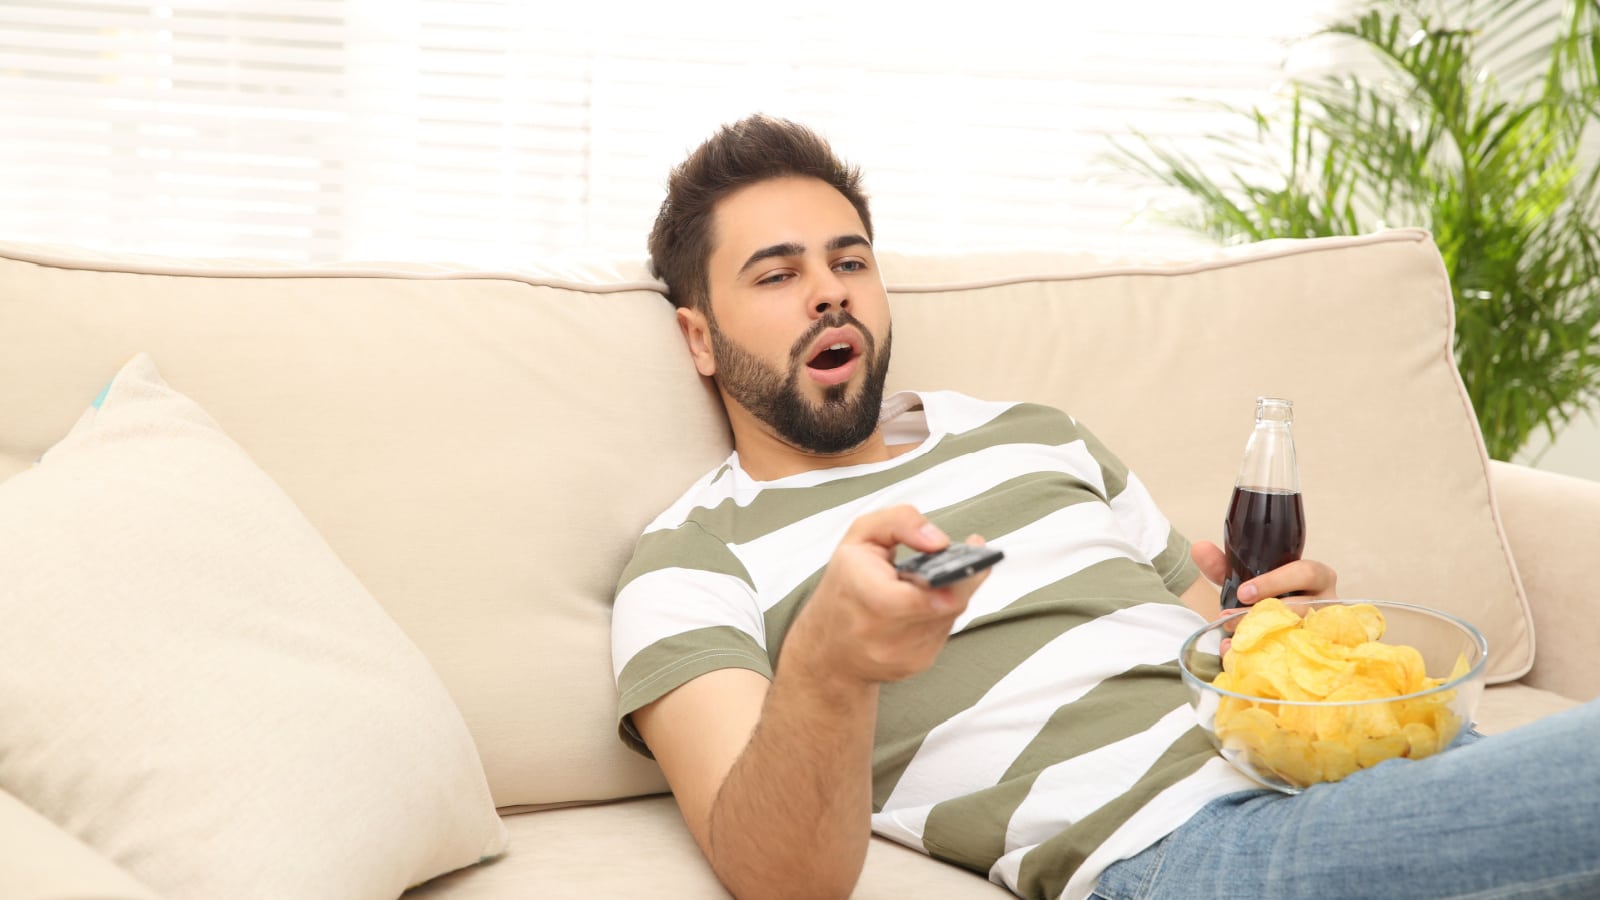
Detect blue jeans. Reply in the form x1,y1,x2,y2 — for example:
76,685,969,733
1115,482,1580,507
1092,700,1600,899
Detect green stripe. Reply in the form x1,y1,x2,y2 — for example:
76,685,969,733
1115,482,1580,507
956,557,1184,639
760,471,1115,669
684,403,1090,544
615,625,772,757
870,560,1182,808
615,521,753,595
918,664,1192,872
1004,666,1193,781
1154,529,1201,595
919,470,1105,548
1011,727,1218,899
1071,417,1130,502
763,569,822,671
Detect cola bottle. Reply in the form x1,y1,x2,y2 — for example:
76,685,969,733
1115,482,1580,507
1221,397,1306,610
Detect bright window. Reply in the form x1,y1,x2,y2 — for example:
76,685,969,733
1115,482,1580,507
0,1,1348,264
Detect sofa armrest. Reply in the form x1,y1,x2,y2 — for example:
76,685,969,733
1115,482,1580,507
0,788,160,900
1488,460,1600,702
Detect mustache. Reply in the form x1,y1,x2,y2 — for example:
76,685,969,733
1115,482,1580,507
788,310,873,364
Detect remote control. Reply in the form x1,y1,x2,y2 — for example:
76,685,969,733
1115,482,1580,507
895,543,1004,589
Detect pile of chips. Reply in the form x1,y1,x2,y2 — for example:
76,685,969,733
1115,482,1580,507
1210,598,1469,788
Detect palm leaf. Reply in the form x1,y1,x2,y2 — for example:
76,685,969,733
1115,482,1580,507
1110,0,1600,460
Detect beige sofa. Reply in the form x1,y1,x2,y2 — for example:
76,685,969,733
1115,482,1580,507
1,229,1595,899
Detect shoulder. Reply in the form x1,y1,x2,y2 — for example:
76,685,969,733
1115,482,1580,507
641,456,740,535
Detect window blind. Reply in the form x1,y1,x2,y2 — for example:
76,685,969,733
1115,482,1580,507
0,1,1349,264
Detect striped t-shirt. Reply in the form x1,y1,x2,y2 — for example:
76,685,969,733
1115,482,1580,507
612,390,1256,899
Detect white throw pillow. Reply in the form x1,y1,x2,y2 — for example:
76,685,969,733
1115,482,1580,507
0,354,508,900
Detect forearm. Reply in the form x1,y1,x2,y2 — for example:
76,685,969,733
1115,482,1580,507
1178,573,1221,621
640,508,974,899
706,659,879,900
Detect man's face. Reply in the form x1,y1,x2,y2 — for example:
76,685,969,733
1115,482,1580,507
695,176,892,456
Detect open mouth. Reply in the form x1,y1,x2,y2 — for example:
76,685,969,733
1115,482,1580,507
808,342,856,371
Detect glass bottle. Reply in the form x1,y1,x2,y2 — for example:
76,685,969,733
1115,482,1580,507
1221,397,1307,610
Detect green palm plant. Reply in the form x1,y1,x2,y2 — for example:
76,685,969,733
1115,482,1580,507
1113,0,1600,460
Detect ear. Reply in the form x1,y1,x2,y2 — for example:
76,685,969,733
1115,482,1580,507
677,305,717,378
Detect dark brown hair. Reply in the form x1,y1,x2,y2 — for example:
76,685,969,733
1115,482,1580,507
648,114,872,311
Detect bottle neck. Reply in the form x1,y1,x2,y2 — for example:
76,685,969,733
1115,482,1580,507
1237,419,1300,492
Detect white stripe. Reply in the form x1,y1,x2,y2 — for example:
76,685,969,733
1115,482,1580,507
869,808,930,853
734,438,1109,607
954,501,1147,630
638,391,1015,533
986,757,1254,900
916,390,1018,436
611,567,765,679
1109,471,1176,566
872,801,935,853
880,603,1205,816
1001,706,1197,855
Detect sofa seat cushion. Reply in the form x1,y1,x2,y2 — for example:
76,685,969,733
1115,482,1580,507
405,795,1011,899
1473,683,1583,735
400,683,1573,899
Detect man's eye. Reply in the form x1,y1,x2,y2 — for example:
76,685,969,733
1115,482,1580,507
834,259,866,273
757,272,792,286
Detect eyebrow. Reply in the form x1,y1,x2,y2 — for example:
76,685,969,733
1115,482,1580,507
736,233,872,276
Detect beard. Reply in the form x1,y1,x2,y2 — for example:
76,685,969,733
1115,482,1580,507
709,310,893,456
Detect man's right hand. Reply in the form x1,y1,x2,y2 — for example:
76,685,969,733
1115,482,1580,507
786,504,992,688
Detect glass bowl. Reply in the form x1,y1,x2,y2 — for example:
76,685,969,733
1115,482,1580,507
1179,599,1487,794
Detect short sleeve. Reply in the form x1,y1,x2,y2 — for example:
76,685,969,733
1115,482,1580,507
1071,420,1202,596
611,521,773,757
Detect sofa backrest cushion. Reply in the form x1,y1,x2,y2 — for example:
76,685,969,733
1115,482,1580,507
0,229,1530,809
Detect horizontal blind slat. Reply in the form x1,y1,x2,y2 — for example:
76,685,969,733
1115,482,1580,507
0,0,1346,264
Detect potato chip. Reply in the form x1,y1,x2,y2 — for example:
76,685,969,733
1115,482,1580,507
1259,729,1321,786
1351,641,1428,694
1274,700,1321,740
1303,602,1385,646
1209,600,1468,788
1355,732,1410,769
1313,739,1359,782
1402,722,1440,760
1343,695,1402,739
1228,597,1302,653
1283,631,1352,696
1432,707,1463,747
1217,706,1278,754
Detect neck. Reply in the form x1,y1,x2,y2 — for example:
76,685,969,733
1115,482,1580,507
725,408,897,481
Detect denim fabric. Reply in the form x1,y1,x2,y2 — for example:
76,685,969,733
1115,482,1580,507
1092,700,1600,899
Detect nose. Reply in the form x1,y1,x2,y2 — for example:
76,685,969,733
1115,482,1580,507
810,269,850,317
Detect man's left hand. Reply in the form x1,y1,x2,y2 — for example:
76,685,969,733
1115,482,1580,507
1189,540,1338,607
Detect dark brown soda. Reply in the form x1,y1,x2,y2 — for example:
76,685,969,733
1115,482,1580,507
1221,486,1306,609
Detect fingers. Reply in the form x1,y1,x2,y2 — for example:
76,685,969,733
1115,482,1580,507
1237,558,1339,604
926,534,993,613
842,504,949,555
1190,540,1226,585
803,522,989,685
